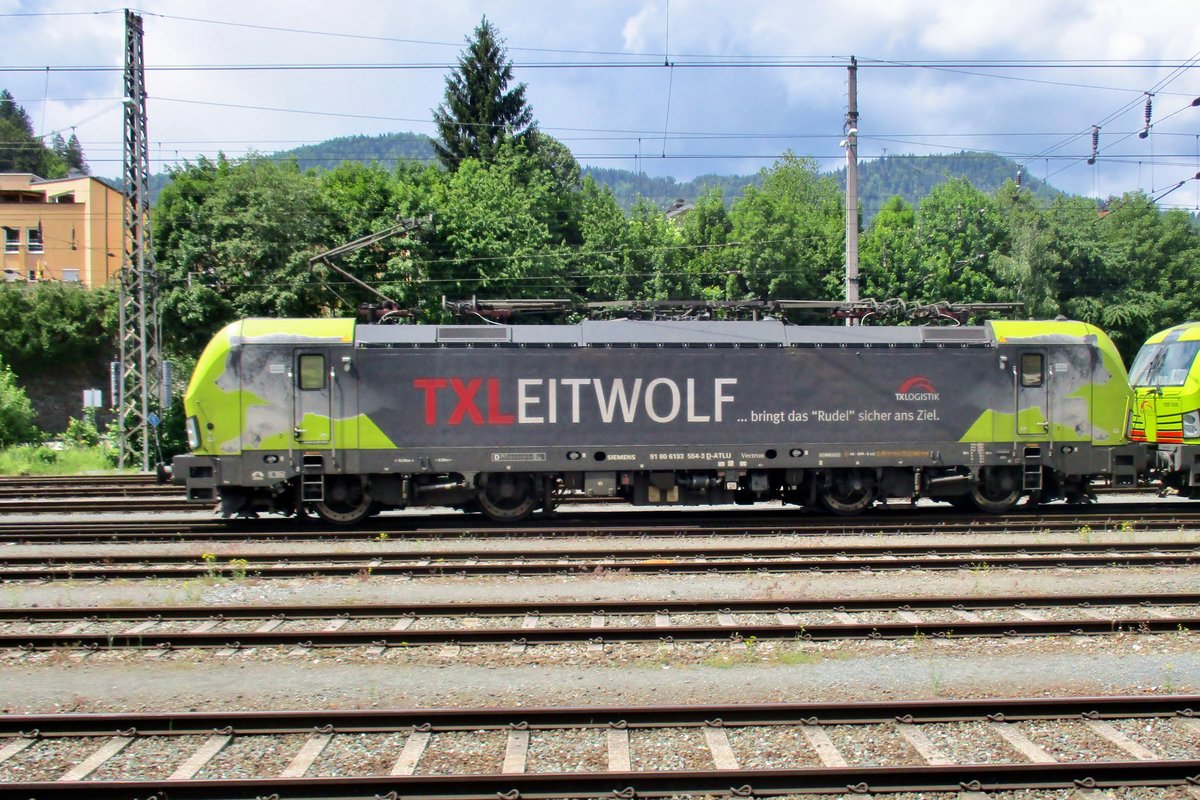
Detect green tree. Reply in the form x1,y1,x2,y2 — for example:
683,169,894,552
417,148,571,305
0,357,37,446
859,195,920,300
678,188,736,300
991,180,1059,318
729,154,844,300
311,161,407,313
912,178,1009,303
0,283,116,377
572,177,634,302
626,198,688,300
154,155,326,356
0,89,65,176
65,132,88,174
432,17,535,171
1067,191,1200,358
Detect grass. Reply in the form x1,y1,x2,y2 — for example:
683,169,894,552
0,444,121,475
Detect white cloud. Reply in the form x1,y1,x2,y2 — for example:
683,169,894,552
1,0,1195,198
622,3,661,53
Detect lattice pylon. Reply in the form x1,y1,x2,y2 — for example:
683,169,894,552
118,9,161,472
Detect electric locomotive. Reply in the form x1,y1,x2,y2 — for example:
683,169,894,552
1129,321,1200,496
170,316,1140,524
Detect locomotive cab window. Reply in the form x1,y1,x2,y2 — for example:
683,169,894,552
298,354,326,390
1020,353,1044,387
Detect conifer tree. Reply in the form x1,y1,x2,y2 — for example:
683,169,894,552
0,89,66,176
65,132,88,174
432,17,534,171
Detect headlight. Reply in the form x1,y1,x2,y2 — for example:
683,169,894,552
186,416,201,450
1183,411,1200,439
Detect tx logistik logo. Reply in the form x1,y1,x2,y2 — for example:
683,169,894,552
895,376,940,402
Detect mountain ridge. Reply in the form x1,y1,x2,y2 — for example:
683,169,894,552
151,133,1066,216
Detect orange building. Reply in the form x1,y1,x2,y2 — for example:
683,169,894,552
0,173,124,288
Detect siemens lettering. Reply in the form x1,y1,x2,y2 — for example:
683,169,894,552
413,377,737,426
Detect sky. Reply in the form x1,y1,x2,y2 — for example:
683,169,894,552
1,0,1199,212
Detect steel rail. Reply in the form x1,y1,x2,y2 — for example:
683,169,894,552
5,538,1199,563
5,761,1200,800
2,695,1197,737
0,474,158,484
0,497,197,514
0,485,174,498
1,697,1199,799
4,591,1196,622
1,503,1200,542
4,615,1197,651
2,547,1199,580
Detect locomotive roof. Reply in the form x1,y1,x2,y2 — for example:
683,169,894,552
1142,321,1200,345
353,319,1000,346
227,317,1104,348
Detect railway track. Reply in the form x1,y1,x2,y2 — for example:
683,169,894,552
0,474,187,511
0,696,1198,798
1,501,1200,543
0,474,173,500
1,591,1197,653
2,539,1199,581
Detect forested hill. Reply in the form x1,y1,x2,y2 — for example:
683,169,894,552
279,132,437,171
247,135,1062,216
836,151,1061,218
585,152,1060,219
580,168,764,210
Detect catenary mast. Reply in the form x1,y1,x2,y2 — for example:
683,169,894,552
118,9,161,471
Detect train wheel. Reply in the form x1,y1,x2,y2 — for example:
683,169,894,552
313,476,374,526
969,467,1021,514
477,473,537,522
818,469,877,515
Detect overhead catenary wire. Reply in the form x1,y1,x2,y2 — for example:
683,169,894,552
3,13,1198,202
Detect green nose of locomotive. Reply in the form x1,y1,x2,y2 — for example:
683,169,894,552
183,320,245,455
1128,323,1200,445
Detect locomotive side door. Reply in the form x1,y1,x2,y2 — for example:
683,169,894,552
293,349,333,446
1014,350,1049,437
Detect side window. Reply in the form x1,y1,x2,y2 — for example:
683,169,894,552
1020,353,1044,387
298,354,325,390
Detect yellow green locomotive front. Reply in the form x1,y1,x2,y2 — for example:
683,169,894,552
171,316,1139,524
1129,321,1200,495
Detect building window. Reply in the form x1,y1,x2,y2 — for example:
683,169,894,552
27,227,43,254
27,270,37,282
2,228,17,253
62,269,80,283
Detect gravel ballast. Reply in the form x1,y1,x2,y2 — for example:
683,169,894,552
2,507,1200,791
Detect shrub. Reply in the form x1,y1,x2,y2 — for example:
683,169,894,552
0,358,38,446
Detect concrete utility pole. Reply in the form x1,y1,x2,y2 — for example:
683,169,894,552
844,56,860,308
118,9,161,471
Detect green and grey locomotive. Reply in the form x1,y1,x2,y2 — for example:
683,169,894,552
170,316,1138,524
